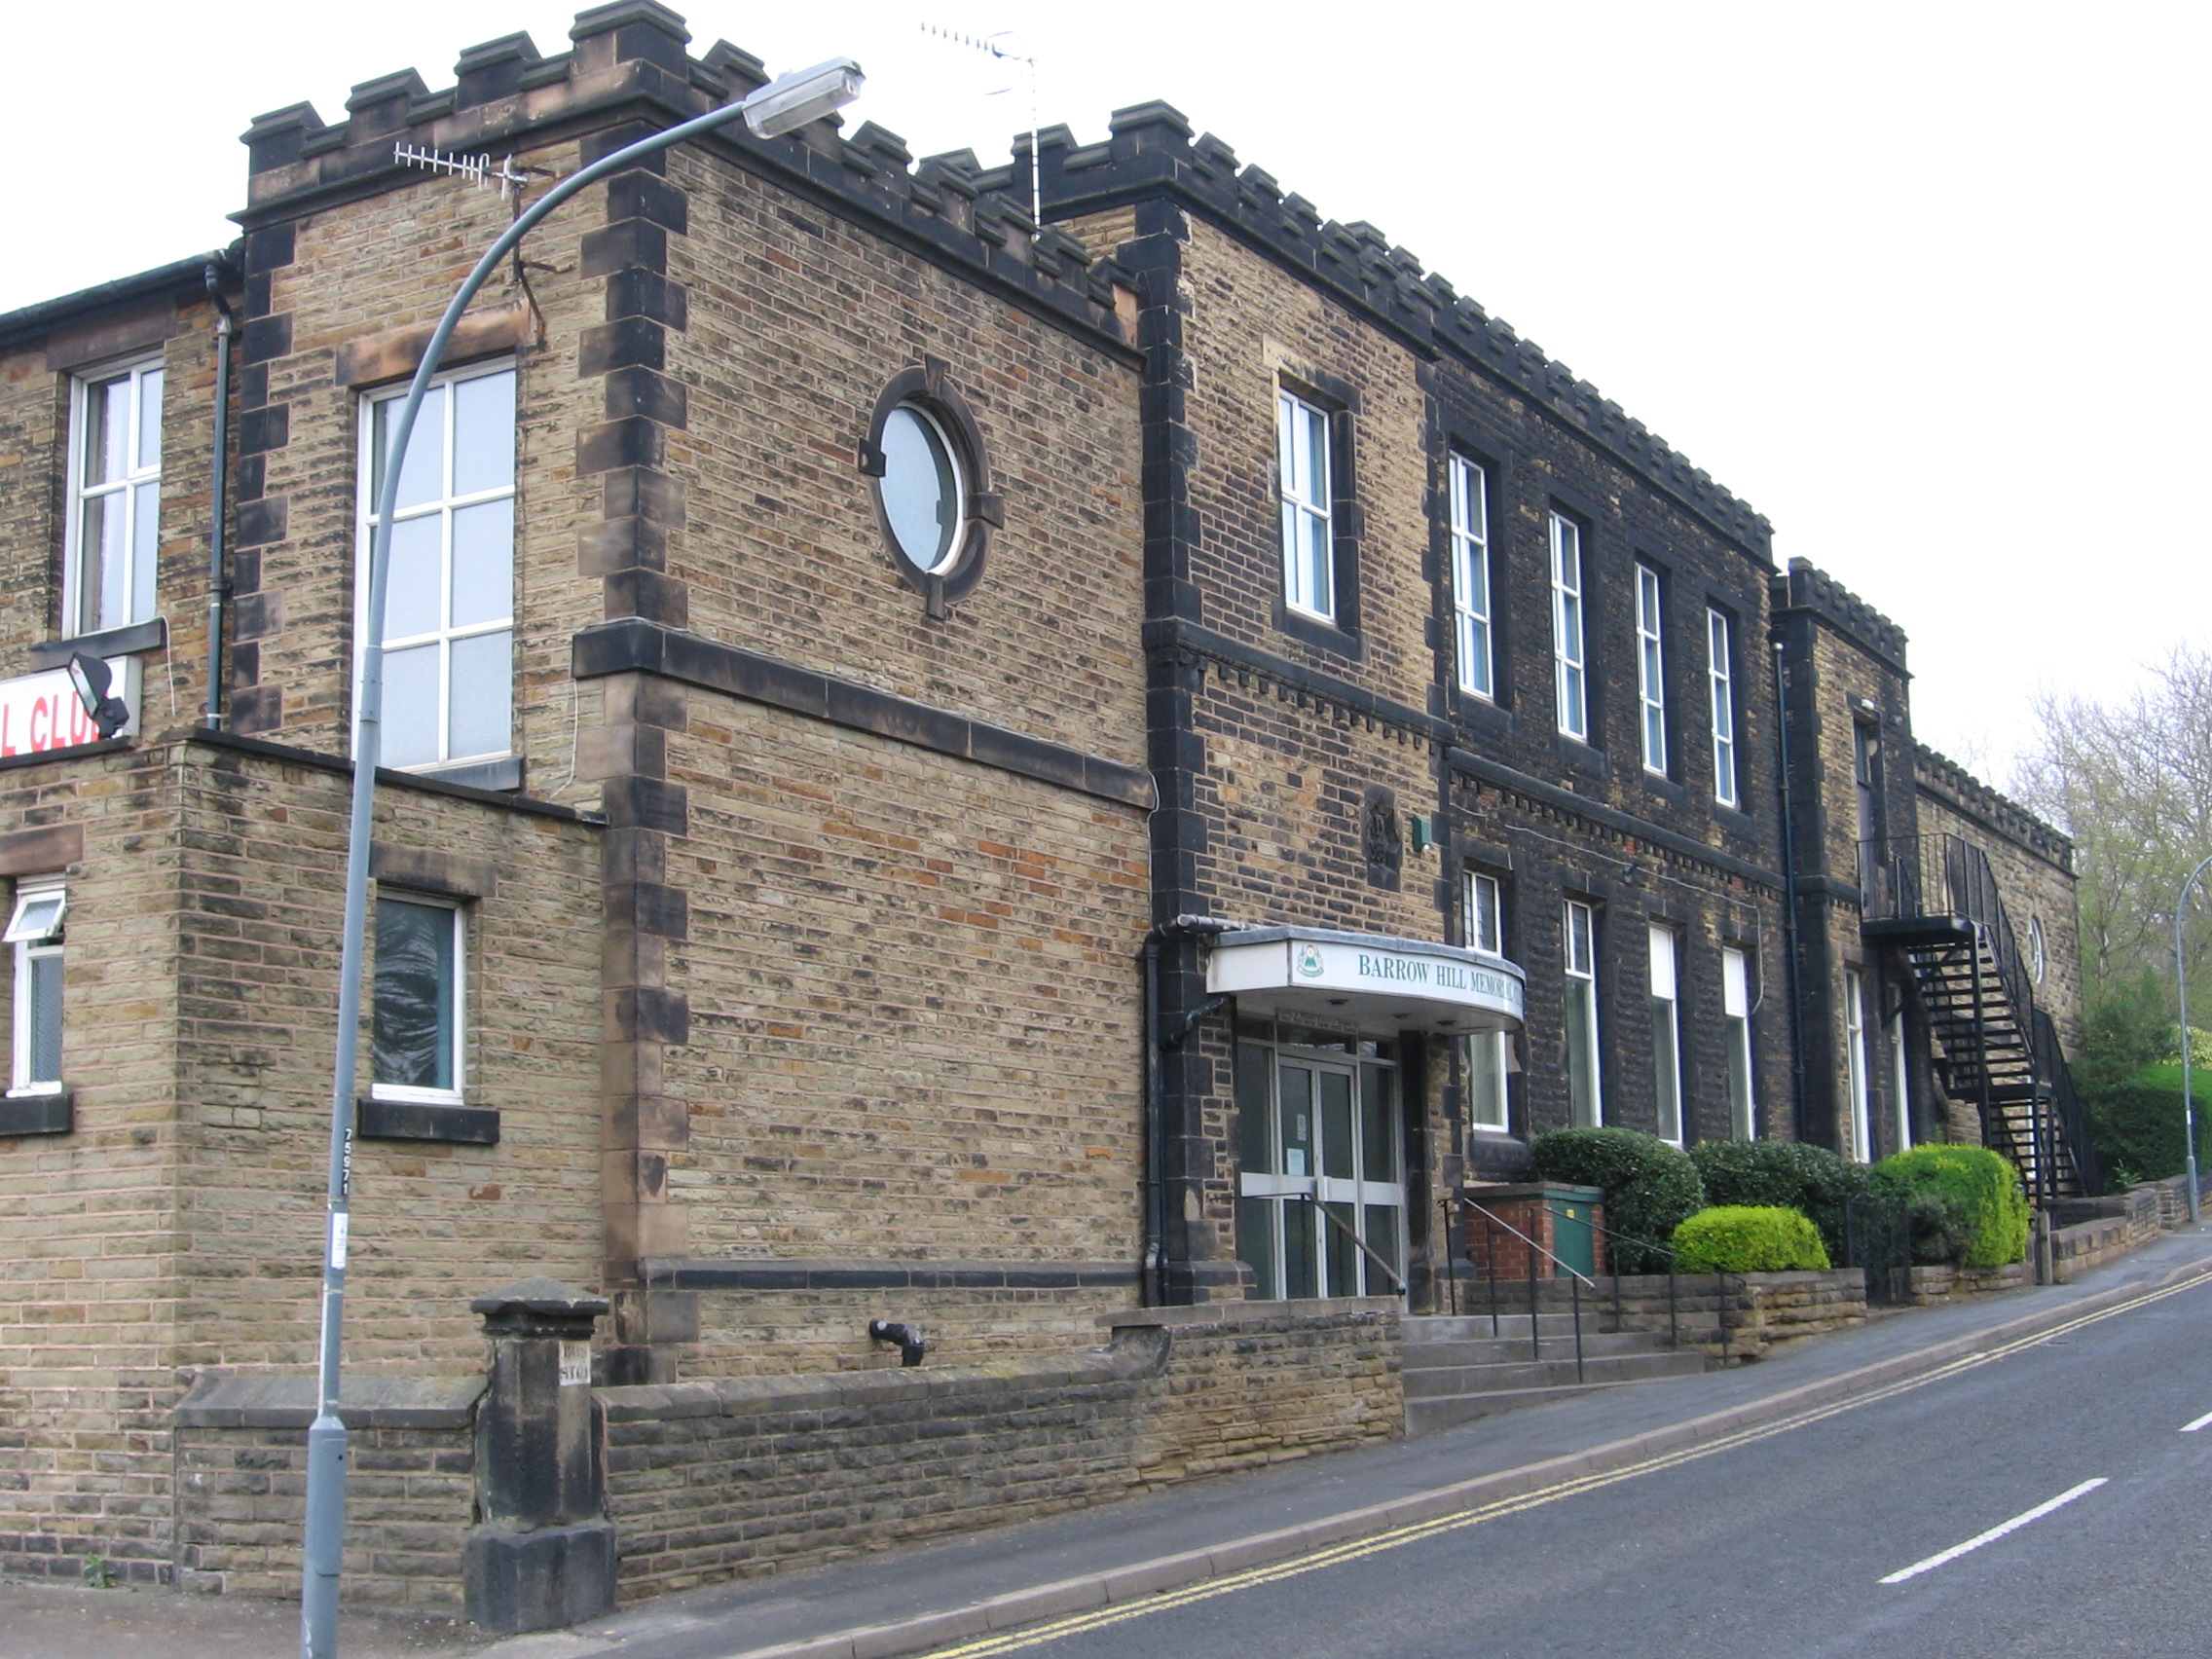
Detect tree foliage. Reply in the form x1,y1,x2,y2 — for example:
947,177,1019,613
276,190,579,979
2014,645,2212,1022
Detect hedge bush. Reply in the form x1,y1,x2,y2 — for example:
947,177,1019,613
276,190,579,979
2083,1063,2211,1187
1872,1145,2029,1269
1671,1205,1831,1273
1688,1139,1872,1263
1530,1126,1705,1272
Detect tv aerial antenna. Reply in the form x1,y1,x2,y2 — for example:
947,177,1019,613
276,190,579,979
921,23,1041,228
392,143,533,199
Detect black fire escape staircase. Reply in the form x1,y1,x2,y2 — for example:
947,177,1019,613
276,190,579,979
1861,834,2099,1202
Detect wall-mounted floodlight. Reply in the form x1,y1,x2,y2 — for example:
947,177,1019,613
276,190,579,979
741,56,865,139
66,652,130,740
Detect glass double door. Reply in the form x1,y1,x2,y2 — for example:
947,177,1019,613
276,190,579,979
1236,1042,1405,1300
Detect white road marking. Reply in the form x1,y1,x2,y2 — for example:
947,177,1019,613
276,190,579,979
2180,1409,2212,1433
1879,1479,2108,1584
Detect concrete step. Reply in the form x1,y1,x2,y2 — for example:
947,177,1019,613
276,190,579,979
1401,1350,1706,1400
1403,1313,1599,1343
1401,1331,1677,1368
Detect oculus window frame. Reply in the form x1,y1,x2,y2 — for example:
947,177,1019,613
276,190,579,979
355,357,519,775
63,354,165,642
858,358,1001,619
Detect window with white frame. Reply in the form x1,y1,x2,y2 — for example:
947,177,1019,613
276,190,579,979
2028,916,2047,984
1550,511,1588,740
1721,946,1756,1139
1648,925,1682,1142
1708,608,1740,807
66,357,164,639
6,878,66,1096
1464,871,1509,1130
1845,970,1872,1161
372,895,464,1104
359,363,517,771
1565,899,1603,1126
1635,564,1668,774
1277,389,1334,621
1889,1004,1911,1152
1449,456,1493,698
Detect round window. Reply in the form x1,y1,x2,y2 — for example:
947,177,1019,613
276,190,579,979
861,363,999,616
878,403,965,575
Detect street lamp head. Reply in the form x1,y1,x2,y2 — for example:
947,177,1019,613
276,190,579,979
741,56,865,140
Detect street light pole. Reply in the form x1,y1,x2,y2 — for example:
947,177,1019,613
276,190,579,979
2179,853,2212,1226
298,57,863,1659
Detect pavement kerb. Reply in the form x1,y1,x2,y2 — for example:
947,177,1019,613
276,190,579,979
655,1249,2212,1659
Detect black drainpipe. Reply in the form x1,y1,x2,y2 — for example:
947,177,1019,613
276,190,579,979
202,259,236,729
1138,913,1239,1307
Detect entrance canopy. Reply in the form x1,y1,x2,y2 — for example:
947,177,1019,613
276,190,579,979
1204,926,1526,1037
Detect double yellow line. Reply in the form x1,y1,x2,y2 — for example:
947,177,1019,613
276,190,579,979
915,1272,2211,1658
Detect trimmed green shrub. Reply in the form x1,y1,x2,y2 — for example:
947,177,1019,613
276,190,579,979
1872,1145,2029,1269
1530,1126,1705,1272
1689,1139,1873,1263
1672,1205,1831,1273
2083,1063,2211,1186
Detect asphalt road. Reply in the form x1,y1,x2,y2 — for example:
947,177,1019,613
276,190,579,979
934,1272,2212,1659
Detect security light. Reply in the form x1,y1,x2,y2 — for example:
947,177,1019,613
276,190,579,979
740,56,865,139
66,652,130,740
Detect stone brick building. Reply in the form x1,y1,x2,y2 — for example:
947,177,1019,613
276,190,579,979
0,1,2087,1593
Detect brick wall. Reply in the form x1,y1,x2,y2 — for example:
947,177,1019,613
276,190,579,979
601,1298,1400,1599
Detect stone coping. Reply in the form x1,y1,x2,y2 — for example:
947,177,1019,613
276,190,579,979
173,1371,485,1429
1098,1296,1399,1330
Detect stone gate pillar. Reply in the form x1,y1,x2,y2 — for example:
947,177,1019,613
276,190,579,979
463,1278,615,1633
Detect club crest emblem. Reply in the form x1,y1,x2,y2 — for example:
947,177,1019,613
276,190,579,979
1295,941,1325,979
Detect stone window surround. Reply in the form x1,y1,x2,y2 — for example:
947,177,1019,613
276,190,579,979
856,358,1002,621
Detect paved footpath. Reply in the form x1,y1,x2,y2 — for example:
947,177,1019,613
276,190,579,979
10,1226,2211,1659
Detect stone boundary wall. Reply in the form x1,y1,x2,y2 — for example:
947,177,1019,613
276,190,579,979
1467,1270,1867,1364
600,1299,1400,1601
170,1375,482,1607
2051,1180,2180,1282
1906,1262,2030,1305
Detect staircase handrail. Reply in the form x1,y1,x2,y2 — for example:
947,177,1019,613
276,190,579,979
1463,1200,1597,1288
1301,1193,1408,1296
1863,830,2095,1200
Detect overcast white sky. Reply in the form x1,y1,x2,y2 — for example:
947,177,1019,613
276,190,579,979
10,2,2203,793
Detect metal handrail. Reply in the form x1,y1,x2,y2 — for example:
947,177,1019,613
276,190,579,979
1861,830,2092,1202
1464,1201,1598,1287
1303,1195,1407,1296
1464,1200,1593,1380
1585,1216,1745,1362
